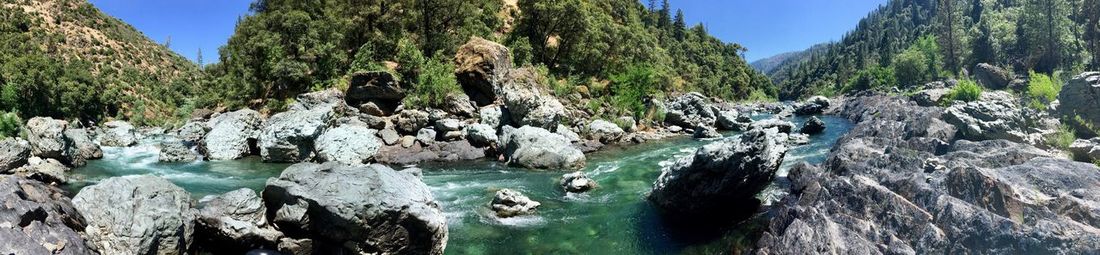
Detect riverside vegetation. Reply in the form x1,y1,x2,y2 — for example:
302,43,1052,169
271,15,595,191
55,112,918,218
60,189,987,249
3,0,1100,254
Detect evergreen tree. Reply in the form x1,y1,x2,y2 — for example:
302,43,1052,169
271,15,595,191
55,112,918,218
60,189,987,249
197,48,204,67
936,0,965,75
674,9,686,41
1081,0,1100,68
1018,0,1073,74
658,0,671,30
969,20,996,67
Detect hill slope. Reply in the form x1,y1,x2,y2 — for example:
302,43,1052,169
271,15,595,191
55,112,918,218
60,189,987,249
0,0,200,124
751,43,829,75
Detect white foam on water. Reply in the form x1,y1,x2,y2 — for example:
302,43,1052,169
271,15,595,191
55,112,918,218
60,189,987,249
483,214,546,227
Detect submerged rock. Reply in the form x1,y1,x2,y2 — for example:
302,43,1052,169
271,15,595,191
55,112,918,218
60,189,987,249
195,189,282,253
490,189,541,217
648,128,788,221
99,120,138,147
263,162,448,254
314,124,381,165
0,138,30,173
502,126,586,169
204,109,263,160
0,176,94,255
560,171,597,193
799,116,826,135
72,175,195,255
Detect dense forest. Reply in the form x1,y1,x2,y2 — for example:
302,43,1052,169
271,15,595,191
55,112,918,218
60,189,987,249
770,0,1100,100
200,0,774,114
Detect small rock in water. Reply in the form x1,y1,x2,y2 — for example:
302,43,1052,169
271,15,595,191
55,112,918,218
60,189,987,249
692,125,722,139
800,116,826,135
491,189,541,217
560,171,598,193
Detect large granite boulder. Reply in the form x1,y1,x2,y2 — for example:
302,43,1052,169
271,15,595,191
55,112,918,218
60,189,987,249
751,119,795,134
12,157,70,184
793,96,830,116
203,109,263,160
159,139,200,162
346,71,404,115
314,124,381,165
716,110,750,131
195,188,283,253
26,117,67,159
499,68,565,131
665,92,717,129
455,37,512,106
0,138,30,173
259,108,335,163
263,162,448,254
587,119,624,144
465,123,498,147
62,127,102,167
375,140,486,165
490,189,541,217
974,63,1011,89
944,91,1046,145
288,88,351,114
396,109,430,134
98,120,137,147
72,175,195,255
692,125,722,139
1058,72,1100,127
502,126,586,169
176,121,209,145
0,176,94,254
648,128,788,221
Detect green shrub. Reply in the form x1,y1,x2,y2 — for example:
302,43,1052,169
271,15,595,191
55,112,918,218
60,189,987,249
944,79,982,103
0,111,23,139
404,56,461,108
1046,125,1076,150
609,65,660,118
844,66,897,93
892,35,941,87
1026,71,1062,110
745,88,776,102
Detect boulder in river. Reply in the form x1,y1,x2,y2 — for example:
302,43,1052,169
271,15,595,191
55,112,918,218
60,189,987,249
1058,72,1100,127
263,162,448,254
500,68,566,131
665,92,717,129
465,123,498,147
63,127,102,167
800,116,826,135
751,119,795,134
560,171,597,193
314,124,381,165
72,175,195,255
587,119,624,144
793,96,830,116
716,110,750,131
455,37,512,106
0,175,94,255
0,138,30,173
176,121,209,145
490,189,541,217
204,109,263,160
159,139,200,162
259,108,335,163
98,120,138,147
648,128,788,221
502,126,586,169
195,188,283,253
692,125,722,139
26,117,68,159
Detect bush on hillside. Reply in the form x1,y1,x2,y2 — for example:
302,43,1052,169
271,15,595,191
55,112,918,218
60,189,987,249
609,65,661,118
944,79,982,103
1026,71,1061,110
844,66,897,92
0,111,23,139
404,56,462,109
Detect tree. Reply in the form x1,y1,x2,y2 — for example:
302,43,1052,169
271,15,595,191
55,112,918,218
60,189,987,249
658,0,671,30
936,0,965,75
196,48,204,67
1018,0,1073,74
673,9,686,41
1083,0,1100,68
969,20,996,67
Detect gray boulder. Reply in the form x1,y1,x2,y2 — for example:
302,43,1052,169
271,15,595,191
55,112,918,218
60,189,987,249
503,126,586,169
665,92,717,129
793,96,830,115
259,108,335,163
314,124,381,165
0,176,94,255
455,37,512,106
63,128,102,167
752,119,795,134
1058,72,1100,127
499,68,565,131
346,71,404,114
195,189,282,253
378,126,401,146
159,139,199,162
974,63,1011,89
288,88,351,114
0,138,30,173
26,117,67,159
397,110,430,134
560,171,597,193
800,116,826,135
911,88,951,106
72,175,195,255
943,91,1046,145
716,110,750,131
263,162,448,254
587,119,624,144
557,125,581,143
176,121,208,145
11,157,69,184
204,109,263,160
648,128,788,220
435,118,465,132
442,93,478,118
692,125,722,139
416,128,438,145
1069,138,1100,162
479,104,506,128
465,123,498,147
490,189,540,217
98,120,137,147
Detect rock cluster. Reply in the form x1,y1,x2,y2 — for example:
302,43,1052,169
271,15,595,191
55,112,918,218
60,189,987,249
502,126,586,169
943,91,1053,146
491,189,541,217
72,175,196,254
24,117,102,167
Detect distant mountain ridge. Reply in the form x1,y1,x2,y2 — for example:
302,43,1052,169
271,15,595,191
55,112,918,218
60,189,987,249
750,43,830,75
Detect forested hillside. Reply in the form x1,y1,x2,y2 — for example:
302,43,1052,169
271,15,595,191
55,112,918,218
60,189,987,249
771,0,1100,99
200,0,773,112
0,0,201,124
751,44,828,75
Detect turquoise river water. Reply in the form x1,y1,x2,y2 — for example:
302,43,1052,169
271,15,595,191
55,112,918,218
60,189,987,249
67,115,852,254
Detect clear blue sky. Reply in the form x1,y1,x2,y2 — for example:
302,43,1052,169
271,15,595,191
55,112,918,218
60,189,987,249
89,0,887,64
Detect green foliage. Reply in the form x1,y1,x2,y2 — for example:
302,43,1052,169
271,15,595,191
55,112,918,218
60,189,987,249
0,111,22,139
609,65,661,118
945,79,983,103
893,35,942,87
404,55,461,108
844,66,897,92
1026,71,1062,110
1046,125,1076,150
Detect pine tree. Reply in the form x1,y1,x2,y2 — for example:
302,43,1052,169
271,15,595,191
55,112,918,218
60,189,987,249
969,20,996,67
658,0,671,30
1019,0,1073,74
196,48,204,67
673,9,686,40
1081,0,1100,68
936,0,964,74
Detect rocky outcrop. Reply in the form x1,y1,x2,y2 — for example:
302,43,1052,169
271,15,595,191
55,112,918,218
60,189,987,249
692,125,722,139
490,189,540,217
195,189,282,253
751,119,794,134
911,87,951,106
502,126,586,169
263,162,448,254
716,110,750,131
499,68,565,131
800,116,825,135
159,139,199,162
26,117,68,159
479,104,507,128
98,120,137,147
1058,72,1100,126
455,37,512,106
756,94,1100,254
0,138,29,173
665,92,717,129
793,96,830,116
587,119,624,144
12,157,70,184
259,108,335,163
203,109,263,160
943,91,1048,145
0,176,94,255
72,175,195,255
176,121,208,145
314,124,381,165
346,71,404,115
560,171,597,193
1069,138,1100,162
974,63,1011,89
649,128,788,221
375,140,486,165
